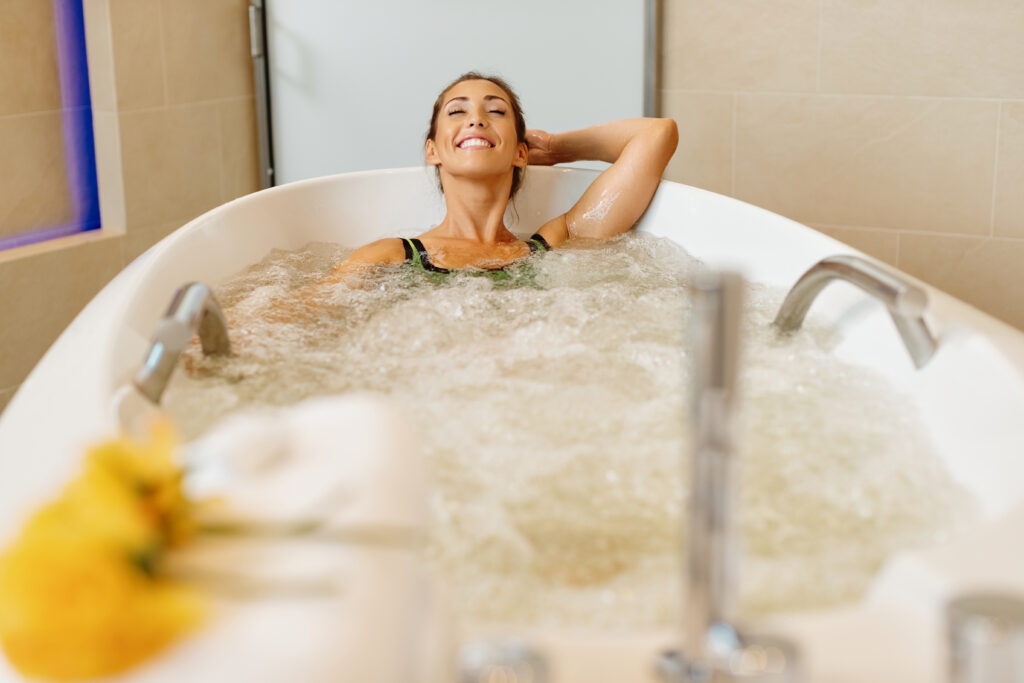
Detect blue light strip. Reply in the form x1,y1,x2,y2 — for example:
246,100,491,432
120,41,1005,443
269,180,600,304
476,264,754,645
0,0,101,251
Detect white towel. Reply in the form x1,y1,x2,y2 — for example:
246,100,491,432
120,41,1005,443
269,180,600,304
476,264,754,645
114,394,453,683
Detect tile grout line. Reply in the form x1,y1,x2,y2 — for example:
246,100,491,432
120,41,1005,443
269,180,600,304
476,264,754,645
657,88,1024,104
113,96,255,117
731,93,737,197
0,108,70,121
216,104,227,203
812,222,900,233
988,101,1003,237
100,0,120,112
156,0,170,108
808,221,1024,241
816,0,824,94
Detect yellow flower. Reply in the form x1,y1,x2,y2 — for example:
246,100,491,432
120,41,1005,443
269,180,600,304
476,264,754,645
0,422,204,680
0,534,203,680
76,420,195,548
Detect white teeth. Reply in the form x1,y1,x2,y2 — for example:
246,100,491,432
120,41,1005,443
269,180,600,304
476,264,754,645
458,138,492,149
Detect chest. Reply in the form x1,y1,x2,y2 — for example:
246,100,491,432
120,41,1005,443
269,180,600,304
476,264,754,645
420,239,532,270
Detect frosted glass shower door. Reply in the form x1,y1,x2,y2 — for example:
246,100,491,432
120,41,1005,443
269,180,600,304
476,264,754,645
266,0,647,184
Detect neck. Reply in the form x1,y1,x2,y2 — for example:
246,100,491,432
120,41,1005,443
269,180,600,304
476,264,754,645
434,172,515,243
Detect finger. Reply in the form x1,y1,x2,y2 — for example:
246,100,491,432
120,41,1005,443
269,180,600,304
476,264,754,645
525,129,548,147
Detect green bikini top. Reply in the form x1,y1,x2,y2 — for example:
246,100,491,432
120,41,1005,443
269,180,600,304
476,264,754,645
401,234,550,275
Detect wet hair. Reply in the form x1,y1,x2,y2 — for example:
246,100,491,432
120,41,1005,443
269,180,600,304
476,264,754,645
426,72,527,200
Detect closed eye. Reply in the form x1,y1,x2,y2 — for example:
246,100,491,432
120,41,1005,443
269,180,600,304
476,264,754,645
447,108,465,116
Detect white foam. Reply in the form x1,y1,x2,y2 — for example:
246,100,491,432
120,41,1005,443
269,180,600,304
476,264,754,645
579,189,621,223
163,233,974,632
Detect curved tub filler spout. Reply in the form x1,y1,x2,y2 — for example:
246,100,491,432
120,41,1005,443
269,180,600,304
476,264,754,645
657,270,801,683
133,282,232,405
773,255,939,370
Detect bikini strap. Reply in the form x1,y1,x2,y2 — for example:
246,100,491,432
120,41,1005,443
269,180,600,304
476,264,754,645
407,237,451,274
401,237,416,265
527,233,551,253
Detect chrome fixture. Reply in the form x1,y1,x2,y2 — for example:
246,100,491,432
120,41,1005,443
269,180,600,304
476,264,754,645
643,0,662,117
459,638,547,683
773,255,938,369
133,282,231,405
248,0,274,188
658,270,800,683
948,592,1024,683
686,270,744,667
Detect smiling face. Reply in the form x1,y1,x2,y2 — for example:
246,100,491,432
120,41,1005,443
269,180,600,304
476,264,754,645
425,78,528,193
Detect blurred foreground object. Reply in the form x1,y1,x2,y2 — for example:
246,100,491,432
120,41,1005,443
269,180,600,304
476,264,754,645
0,423,204,680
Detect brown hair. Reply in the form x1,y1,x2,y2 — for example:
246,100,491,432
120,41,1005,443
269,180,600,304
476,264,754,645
426,72,527,200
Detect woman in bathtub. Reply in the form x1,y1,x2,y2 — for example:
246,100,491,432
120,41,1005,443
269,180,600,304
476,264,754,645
326,72,678,280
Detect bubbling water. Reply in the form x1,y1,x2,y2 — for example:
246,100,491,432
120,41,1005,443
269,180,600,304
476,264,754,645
164,233,974,631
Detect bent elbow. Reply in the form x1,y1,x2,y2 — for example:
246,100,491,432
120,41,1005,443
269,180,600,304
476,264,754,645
641,118,678,174
655,118,679,154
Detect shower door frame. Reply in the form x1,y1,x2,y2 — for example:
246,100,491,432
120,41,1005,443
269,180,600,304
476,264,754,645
248,0,662,189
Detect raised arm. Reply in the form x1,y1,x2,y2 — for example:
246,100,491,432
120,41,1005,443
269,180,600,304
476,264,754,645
527,118,678,247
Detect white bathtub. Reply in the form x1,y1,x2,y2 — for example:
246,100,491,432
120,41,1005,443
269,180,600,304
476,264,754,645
2,167,1024,682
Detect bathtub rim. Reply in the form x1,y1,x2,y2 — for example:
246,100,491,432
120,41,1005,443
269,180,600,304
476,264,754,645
3,166,1024,683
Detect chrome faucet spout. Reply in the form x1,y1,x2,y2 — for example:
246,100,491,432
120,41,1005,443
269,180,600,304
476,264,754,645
773,255,938,369
133,282,231,405
658,270,800,683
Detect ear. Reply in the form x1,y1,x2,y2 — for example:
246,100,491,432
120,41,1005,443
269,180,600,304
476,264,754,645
425,139,441,166
513,140,529,168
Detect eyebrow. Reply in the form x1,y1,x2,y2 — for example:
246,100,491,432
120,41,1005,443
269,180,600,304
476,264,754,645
444,95,510,107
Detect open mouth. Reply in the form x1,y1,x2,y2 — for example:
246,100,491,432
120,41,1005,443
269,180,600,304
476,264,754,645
457,137,495,149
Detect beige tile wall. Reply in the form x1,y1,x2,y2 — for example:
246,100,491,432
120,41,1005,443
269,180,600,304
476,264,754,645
0,112,74,237
0,0,73,240
0,0,258,415
0,0,62,116
0,232,123,390
662,0,1024,331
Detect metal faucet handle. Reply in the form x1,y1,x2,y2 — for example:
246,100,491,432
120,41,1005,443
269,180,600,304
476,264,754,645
692,269,745,406
670,271,801,683
948,592,1024,683
459,638,548,683
686,270,745,664
657,628,801,683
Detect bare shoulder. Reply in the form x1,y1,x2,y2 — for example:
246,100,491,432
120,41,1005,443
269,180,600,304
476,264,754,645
347,238,407,266
324,238,406,282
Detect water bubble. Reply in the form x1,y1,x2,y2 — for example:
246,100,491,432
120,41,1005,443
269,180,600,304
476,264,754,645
164,234,975,630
